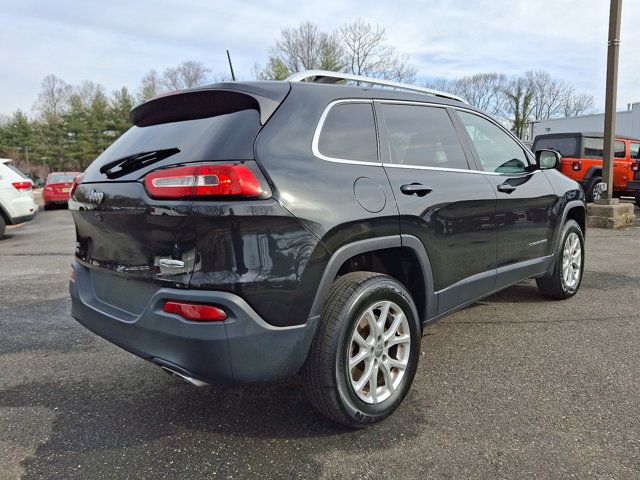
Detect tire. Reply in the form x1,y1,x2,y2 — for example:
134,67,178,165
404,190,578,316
0,215,5,239
536,219,584,300
586,177,603,203
43,203,51,211
303,271,421,428
635,191,640,208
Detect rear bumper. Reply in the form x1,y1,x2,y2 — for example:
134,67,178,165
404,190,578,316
4,195,37,224
10,212,37,225
69,261,319,384
43,192,71,203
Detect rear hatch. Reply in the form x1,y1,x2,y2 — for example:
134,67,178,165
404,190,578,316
71,83,290,295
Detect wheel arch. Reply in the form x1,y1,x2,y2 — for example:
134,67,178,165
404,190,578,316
308,235,436,324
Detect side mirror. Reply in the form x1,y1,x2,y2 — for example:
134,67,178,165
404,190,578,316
536,149,561,170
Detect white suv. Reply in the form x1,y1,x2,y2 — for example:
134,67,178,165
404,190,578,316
0,159,38,238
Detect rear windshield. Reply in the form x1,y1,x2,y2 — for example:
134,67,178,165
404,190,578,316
48,174,77,183
533,137,579,157
82,109,261,182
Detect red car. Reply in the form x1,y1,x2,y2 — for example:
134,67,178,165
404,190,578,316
43,172,81,209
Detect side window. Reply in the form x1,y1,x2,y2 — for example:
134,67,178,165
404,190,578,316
631,143,640,159
317,103,377,162
456,111,529,174
380,104,469,169
584,138,627,158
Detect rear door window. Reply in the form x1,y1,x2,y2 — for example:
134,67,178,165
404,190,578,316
584,138,626,158
317,102,378,162
456,111,529,174
380,104,469,170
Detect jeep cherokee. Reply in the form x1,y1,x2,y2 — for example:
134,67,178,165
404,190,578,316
69,70,586,427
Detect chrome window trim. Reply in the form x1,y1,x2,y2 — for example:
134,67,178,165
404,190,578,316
311,99,380,167
312,98,539,177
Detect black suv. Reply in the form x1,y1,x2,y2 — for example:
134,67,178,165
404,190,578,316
69,71,586,427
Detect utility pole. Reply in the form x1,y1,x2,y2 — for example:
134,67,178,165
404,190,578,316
601,0,622,202
24,146,30,173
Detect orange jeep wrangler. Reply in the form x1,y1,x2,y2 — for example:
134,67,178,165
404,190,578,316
533,132,640,203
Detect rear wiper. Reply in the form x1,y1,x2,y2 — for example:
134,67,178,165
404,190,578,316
99,148,180,179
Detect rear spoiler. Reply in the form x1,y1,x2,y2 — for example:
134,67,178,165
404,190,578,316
130,82,290,127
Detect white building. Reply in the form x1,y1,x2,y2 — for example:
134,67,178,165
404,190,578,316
530,102,640,140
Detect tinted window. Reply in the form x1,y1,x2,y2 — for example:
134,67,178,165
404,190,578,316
381,104,468,169
457,111,529,174
318,103,377,162
584,138,626,158
533,137,578,157
631,143,640,159
83,109,261,182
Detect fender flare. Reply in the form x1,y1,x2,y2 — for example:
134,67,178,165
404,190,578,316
307,234,437,323
553,200,587,265
582,166,602,184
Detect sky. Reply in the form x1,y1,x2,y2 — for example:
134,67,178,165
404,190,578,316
1,0,639,117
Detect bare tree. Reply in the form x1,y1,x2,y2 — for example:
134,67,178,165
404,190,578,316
259,21,344,79
503,75,536,139
138,70,162,102
34,74,71,121
339,20,417,82
563,91,594,117
456,73,507,118
424,77,459,94
73,80,107,108
162,61,211,91
527,71,570,120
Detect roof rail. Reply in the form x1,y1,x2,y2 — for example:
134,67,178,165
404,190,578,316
286,70,466,103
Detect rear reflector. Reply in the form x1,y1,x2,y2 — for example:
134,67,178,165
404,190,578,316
12,181,32,191
162,301,227,321
145,163,266,199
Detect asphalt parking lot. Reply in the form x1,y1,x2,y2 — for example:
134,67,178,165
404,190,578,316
1,205,640,479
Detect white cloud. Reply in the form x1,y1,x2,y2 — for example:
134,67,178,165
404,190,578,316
0,0,638,116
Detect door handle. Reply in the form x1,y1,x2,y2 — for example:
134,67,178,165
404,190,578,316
497,183,517,193
400,184,433,196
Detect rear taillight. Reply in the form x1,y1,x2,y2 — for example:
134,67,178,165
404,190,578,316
145,163,268,199
571,161,582,171
162,301,227,321
70,174,83,197
632,162,640,172
12,181,32,191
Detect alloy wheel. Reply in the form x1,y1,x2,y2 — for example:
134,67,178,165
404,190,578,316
347,300,411,404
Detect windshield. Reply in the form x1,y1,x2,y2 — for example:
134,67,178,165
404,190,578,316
48,174,78,183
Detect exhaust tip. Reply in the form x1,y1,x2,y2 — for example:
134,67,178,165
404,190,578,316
160,366,208,387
